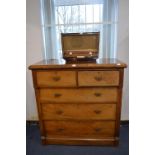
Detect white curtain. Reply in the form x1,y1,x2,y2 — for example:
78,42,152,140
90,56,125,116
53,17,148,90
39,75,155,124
101,0,118,58
40,0,58,59
40,0,118,59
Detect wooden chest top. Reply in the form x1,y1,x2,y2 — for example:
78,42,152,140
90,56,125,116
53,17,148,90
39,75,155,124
29,58,127,70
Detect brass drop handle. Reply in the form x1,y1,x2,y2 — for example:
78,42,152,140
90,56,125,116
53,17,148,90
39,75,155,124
94,110,102,114
52,76,61,81
56,110,64,115
57,128,65,132
54,93,62,98
94,92,102,97
94,128,102,132
94,76,103,81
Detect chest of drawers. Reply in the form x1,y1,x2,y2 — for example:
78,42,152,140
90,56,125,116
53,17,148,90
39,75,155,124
29,59,127,145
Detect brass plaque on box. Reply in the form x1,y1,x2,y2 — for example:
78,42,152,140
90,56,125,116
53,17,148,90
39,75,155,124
61,32,100,62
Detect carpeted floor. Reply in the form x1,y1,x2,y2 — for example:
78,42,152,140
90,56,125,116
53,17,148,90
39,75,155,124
26,122,129,155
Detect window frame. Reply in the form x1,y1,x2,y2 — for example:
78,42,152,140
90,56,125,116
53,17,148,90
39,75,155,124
40,0,118,59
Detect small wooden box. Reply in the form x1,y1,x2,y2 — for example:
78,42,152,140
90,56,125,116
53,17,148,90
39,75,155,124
61,32,100,61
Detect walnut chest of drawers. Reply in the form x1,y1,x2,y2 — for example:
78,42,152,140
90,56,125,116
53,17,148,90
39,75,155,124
29,59,127,146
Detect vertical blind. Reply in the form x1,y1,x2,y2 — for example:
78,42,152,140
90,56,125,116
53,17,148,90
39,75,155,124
40,0,118,59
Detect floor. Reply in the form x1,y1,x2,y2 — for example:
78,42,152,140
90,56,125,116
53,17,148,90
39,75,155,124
26,122,129,155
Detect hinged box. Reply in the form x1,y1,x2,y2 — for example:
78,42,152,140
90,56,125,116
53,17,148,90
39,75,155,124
61,32,100,62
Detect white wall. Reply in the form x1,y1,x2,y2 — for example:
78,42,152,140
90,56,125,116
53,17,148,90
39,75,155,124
26,0,43,120
26,0,129,120
117,0,129,120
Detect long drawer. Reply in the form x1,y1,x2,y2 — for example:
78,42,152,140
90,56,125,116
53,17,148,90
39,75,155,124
44,121,115,138
39,88,118,103
36,71,76,87
78,71,119,86
41,103,116,120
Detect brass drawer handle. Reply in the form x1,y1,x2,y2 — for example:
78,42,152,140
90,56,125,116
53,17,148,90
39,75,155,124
54,93,62,98
94,76,103,81
52,76,61,81
94,110,102,114
94,128,102,132
94,92,102,97
56,110,63,115
57,128,65,132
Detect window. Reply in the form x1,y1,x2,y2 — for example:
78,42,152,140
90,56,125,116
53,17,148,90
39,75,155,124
40,0,118,59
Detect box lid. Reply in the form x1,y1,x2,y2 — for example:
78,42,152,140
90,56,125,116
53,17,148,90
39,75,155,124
61,32,100,59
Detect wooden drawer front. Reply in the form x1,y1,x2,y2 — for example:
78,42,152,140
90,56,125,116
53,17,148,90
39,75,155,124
42,104,116,120
40,88,118,103
44,121,115,137
78,71,119,86
36,71,76,87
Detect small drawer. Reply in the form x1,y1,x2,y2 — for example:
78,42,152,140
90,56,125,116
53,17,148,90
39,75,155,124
78,71,119,86
39,88,118,103
44,121,115,138
42,103,116,120
36,71,76,87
